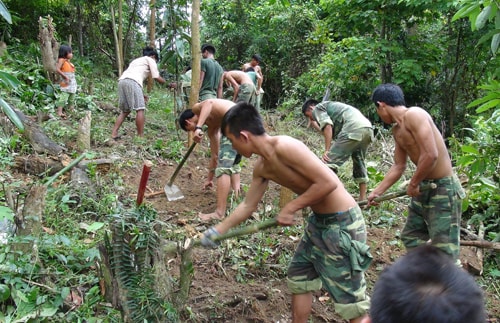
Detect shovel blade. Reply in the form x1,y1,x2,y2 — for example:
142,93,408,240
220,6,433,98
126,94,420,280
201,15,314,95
164,184,184,201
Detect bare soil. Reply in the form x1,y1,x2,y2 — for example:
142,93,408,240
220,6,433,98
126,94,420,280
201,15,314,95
101,130,500,323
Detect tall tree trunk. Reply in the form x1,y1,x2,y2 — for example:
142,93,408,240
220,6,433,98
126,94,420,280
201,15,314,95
189,0,201,106
147,0,156,92
111,2,124,76
76,2,84,56
38,16,59,82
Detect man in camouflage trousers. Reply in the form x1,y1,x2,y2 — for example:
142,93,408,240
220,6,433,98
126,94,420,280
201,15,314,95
201,102,371,323
302,99,373,201
368,84,465,261
178,99,241,221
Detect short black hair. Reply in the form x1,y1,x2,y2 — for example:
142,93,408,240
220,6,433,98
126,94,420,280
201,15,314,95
301,99,319,115
142,46,159,61
58,45,72,59
252,54,262,63
178,109,195,131
370,245,486,323
201,44,216,55
371,83,406,107
221,102,265,138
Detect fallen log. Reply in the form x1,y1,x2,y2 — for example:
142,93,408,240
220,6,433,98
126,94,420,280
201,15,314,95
460,239,500,250
14,109,65,155
13,155,64,176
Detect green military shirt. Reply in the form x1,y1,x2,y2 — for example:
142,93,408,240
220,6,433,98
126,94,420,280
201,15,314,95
200,58,223,100
312,101,372,141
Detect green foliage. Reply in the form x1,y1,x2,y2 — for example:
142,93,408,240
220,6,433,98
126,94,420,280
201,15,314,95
450,111,500,238
453,0,500,54
106,206,178,322
467,79,500,113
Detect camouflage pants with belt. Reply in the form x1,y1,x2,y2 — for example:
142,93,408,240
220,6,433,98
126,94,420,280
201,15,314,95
404,175,465,260
287,206,371,320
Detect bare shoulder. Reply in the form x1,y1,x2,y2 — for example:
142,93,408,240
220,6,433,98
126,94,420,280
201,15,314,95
405,107,433,127
274,136,315,158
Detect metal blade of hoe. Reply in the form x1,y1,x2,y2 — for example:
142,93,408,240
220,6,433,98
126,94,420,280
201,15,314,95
164,142,197,201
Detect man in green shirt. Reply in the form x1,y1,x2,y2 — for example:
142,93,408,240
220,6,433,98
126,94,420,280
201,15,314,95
302,99,373,201
199,44,224,101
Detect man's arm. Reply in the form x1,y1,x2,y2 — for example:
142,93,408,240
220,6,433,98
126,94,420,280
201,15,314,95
255,67,263,91
322,124,334,161
367,142,407,205
225,73,240,102
216,72,224,99
405,109,439,196
214,169,268,234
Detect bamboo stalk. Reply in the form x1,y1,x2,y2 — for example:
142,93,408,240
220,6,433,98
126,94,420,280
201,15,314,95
357,182,437,206
44,153,87,187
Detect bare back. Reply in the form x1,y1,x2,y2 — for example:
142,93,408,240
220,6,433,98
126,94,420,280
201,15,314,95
224,70,253,86
192,99,235,132
393,107,453,179
253,135,357,214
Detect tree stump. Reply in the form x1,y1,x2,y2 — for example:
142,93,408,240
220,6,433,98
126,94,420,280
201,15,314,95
76,111,92,152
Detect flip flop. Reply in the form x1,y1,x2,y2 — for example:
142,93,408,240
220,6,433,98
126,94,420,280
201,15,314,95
111,135,122,140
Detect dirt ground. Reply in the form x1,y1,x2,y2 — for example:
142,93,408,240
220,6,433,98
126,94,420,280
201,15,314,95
7,112,498,322
106,135,500,323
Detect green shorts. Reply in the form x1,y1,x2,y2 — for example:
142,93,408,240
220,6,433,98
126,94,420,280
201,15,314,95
56,91,76,107
215,135,241,177
404,175,465,260
325,127,373,184
287,206,371,320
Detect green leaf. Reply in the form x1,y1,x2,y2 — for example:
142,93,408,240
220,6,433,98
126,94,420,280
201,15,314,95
0,71,21,89
475,98,500,113
60,287,70,300
0,98,24,132
491,33,500,54
0,205,14,221
452,2,480,22
461,145,480,155
476,5,492,30
0,284,10,302
0,0,11,24
86,222,105,233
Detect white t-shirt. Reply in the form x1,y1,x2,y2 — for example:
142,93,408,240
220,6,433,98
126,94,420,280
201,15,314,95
119,56,160,88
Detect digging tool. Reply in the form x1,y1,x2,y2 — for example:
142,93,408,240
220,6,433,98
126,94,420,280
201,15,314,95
165,182,438,253
164,142,197,201
357,182,437,206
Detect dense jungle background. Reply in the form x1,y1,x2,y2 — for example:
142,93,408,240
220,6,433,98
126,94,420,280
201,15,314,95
0,0,499,322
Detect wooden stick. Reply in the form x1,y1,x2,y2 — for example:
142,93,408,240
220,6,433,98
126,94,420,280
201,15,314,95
460,240,500,250
358,183,437,206
44,153,87,187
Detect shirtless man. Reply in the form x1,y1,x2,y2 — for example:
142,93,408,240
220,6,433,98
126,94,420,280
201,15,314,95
201,102,371,323
223,70,256,105
178,99,240,221
242,54,263,109
368,83,465,261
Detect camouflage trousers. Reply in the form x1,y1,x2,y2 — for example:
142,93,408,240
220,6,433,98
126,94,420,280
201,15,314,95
235,83,256,106
325,127,373,184
215,135,241,177
404,175,465,260
287,206,371,320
